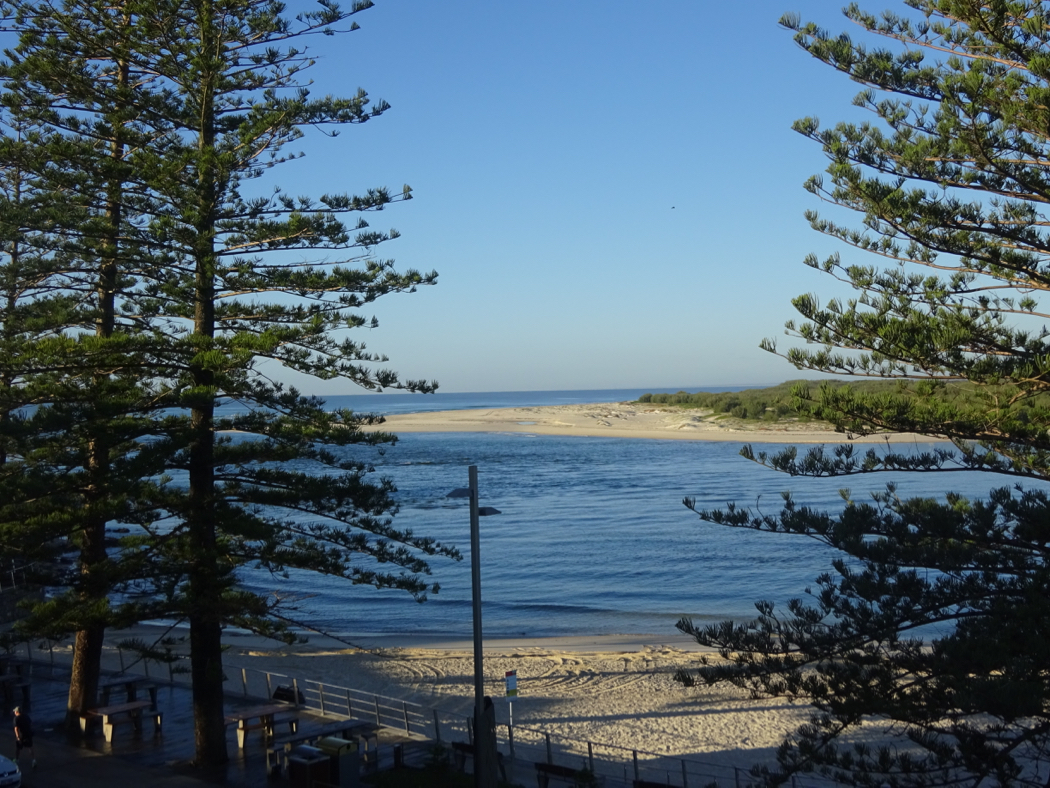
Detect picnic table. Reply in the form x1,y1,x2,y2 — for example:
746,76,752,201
80,700,163,743
99,676,158,708
225,703,299,748
266,720,379,776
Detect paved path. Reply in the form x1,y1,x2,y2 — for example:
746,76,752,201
3,731,203,788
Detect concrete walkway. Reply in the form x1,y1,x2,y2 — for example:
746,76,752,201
3,731,204,788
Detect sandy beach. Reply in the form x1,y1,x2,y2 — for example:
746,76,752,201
61,625,814,776
369,401,940,444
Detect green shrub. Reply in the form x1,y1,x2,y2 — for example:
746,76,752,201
721,397,741,413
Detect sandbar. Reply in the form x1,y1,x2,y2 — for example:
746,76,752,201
367,401,942,444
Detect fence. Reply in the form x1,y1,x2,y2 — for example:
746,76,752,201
0,563,32,593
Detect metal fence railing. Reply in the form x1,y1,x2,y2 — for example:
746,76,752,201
0,563,33,593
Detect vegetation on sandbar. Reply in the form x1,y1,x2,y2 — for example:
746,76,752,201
636,379,1050,427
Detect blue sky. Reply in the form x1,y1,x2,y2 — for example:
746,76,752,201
271,1,881,394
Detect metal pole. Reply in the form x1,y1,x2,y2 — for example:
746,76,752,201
508,701,515,759
470,465,483,722
470,465,498,788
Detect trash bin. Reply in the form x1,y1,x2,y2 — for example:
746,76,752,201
287,744,330,788
315,736,360,788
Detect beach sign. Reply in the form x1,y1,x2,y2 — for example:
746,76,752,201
505,670,518,697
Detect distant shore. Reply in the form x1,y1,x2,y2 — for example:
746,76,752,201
368,401,943,444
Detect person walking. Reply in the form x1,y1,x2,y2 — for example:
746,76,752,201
12,706,34,769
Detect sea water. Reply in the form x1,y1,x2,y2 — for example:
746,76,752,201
234,389,1024,642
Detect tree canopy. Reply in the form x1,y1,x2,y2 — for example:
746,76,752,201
0,0,457,764
675,3,1050,787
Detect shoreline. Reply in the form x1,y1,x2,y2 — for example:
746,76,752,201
367,401,944,444
113,624,719,656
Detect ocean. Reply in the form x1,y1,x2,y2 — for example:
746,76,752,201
235,388,1021,643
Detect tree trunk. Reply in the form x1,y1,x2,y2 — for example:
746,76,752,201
187,3,226,759
66,628,104,727
65,37,135,727
65,48,129,728
187,396,227,766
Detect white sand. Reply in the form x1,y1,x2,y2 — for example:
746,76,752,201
366,401,942,444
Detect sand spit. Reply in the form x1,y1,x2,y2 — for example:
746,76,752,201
368,401,941,444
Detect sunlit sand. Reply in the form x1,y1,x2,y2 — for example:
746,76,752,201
368,401,942,444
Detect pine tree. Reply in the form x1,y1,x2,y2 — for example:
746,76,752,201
676,4,1050,786
0,0,458,765
0,0,191,727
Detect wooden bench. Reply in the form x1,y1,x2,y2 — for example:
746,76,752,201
265,720,379,776
80,700,163,743
224,703,299,748
535,761,601,788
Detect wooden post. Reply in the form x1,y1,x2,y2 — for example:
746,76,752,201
265,672,272,699
433,710,441,742
292,678,300,708
373,695,381,726
545,733,552,764
346,689,353,718
403,701,410,732
241,668,248,696
633,751,639,782
682,759,688,788
588,742,594,773
319,683,326,716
